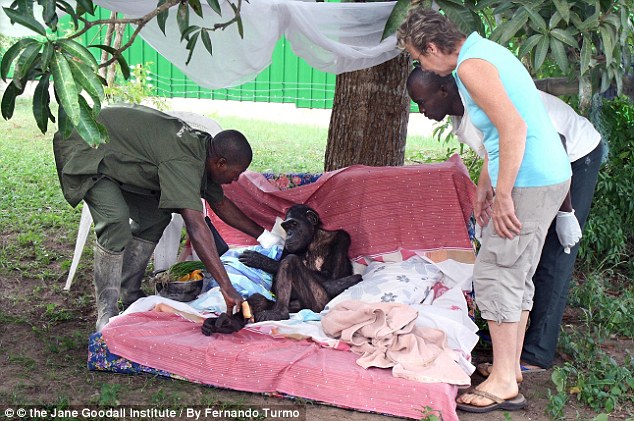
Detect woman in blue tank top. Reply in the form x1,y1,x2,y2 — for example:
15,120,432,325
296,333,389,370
398,9,571,413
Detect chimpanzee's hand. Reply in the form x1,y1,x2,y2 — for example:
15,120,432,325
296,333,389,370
238,250,278,273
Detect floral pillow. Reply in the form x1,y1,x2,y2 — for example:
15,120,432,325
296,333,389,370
324,256,441,312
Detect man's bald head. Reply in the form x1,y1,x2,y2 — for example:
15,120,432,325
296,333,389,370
407,66,464,121
206,129,253,185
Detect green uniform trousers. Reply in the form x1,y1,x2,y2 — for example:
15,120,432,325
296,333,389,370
84,177,173,252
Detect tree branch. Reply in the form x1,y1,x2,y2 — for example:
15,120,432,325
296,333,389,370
66,0,182,62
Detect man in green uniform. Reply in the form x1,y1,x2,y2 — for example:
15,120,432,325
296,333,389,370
54,104,264,331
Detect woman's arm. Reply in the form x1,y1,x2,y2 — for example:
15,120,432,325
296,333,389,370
457,58,525,239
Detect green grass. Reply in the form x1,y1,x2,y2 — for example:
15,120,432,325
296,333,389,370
208,113,457,173
2,97,634,420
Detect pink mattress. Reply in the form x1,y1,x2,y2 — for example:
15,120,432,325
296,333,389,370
102,312,460,420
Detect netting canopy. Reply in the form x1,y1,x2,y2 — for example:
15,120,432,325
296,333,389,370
90,0,401,89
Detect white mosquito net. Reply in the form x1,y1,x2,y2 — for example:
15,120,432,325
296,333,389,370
89,0,402,88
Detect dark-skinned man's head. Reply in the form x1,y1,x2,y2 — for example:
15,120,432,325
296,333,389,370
206,129,252,185
406,66,464,122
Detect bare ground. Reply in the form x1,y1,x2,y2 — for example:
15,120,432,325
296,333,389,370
0,234,623,421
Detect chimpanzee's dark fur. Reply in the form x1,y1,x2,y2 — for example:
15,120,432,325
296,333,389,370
239,204,362,321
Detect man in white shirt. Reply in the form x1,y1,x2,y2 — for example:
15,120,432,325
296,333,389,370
407,66,604,371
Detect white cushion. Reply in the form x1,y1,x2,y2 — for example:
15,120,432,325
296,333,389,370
324,256,440,311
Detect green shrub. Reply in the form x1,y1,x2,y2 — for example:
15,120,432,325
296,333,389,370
578,97,634,275
104,63,168,110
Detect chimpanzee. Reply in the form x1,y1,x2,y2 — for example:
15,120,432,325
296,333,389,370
239,204,362,322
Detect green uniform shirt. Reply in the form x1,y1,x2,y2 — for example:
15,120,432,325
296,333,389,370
53,104,223,211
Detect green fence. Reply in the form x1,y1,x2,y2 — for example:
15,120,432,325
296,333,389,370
79,8,336,109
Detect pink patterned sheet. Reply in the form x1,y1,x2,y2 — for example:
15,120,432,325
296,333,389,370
102,312,460,420
208,156,476,261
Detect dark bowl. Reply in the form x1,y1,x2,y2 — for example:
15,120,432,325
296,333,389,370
155,278,203,302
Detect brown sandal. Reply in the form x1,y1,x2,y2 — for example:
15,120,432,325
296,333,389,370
457,388,527,413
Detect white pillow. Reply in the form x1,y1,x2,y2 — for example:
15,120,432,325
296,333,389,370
324,256,441,311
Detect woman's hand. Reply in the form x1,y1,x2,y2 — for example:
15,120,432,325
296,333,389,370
492,193,522,239
475,178,494,227
474,161,494,227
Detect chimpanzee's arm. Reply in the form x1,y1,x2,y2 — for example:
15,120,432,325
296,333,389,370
321,230,354,280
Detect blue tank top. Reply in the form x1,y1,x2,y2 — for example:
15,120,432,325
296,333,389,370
454,33,571,188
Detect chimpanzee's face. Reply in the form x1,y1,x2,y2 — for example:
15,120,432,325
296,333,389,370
282,205,319,253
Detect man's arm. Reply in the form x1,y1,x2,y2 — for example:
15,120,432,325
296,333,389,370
557,134,573,212
179,208,243,311
210,197,264,239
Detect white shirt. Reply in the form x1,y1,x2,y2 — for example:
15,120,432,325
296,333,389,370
452,91,601,163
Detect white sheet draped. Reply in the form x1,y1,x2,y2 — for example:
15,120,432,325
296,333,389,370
89,0,401,88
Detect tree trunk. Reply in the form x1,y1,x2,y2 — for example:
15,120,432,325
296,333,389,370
324,54,411,171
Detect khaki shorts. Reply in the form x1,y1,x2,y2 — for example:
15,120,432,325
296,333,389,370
474,180,570,323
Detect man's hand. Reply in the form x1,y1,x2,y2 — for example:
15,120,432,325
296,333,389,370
220,284,244,314
556,210,582,253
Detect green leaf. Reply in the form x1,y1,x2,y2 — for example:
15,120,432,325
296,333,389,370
58,39,98,70
603,14,620,31
499,8,528,45
552,0,570,24
89,44,130,80
56,0,79,28
189,0,203,18
236,15,243,38
180,25,200,42
549,11,562,30
381,0,410,40
33,75,52,133
13,42,41,79
437,1,481,35
473,0,498,12
3,7,47,35
156,0,168,35
580,35,592,76
1,81,25,120
533,34,550,70
551,28,578,48
523,6,547,33
56,97,73,139
75,0,94,15
200,29,213,55
50,51,81,126
42,0,57,27
518,33,543,59
177,2,190,35
40,41,54,72
550,37,568,73
74,95,108,147
206,0,222,16
185,31,199,65
66,58,104,110
226,1,243,38
599,25,615,65
579,4,600,31
1,37,39,82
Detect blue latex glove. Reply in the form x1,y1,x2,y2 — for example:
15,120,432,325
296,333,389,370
556,210,582,254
